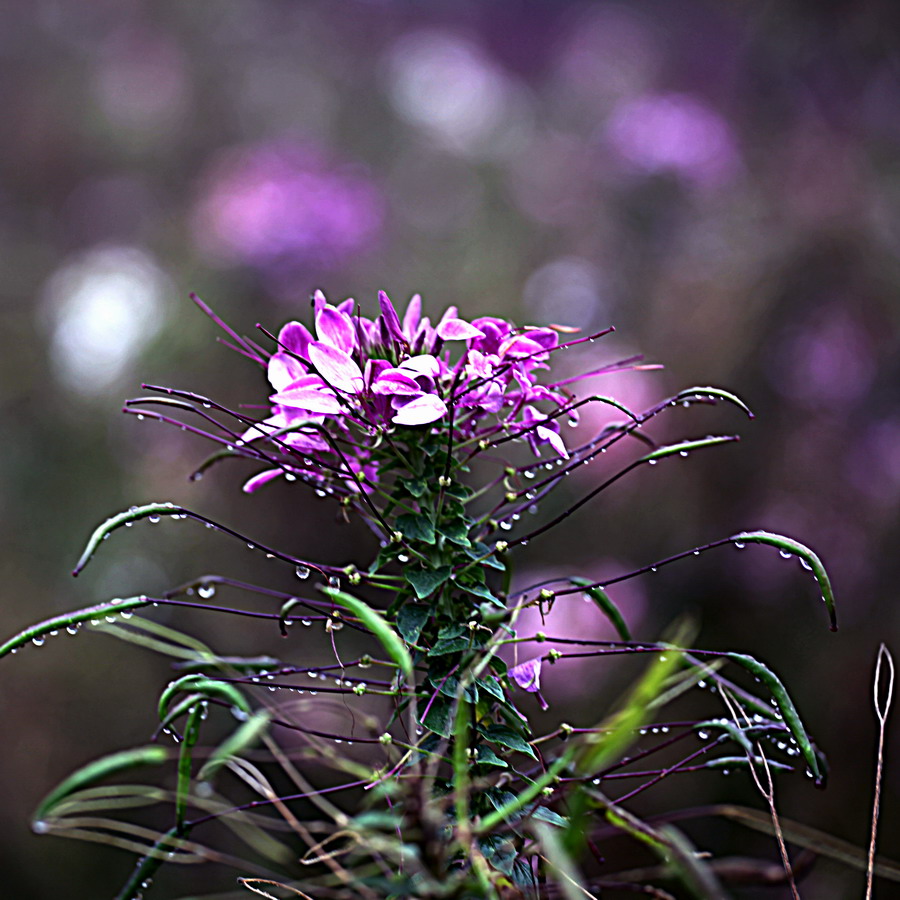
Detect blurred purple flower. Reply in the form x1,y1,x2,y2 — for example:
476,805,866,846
509,657,548,710
192,140,384,274
605,93,739,186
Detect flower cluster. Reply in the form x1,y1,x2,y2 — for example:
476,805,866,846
241,290,573,493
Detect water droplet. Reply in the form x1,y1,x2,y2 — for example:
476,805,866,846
284,472,297,482
397,554,410,563
779,550,792,559
692,549,700,556
125,521,133,527
650,566,658,573
800,558,812,571
734,541,745,550
697,730,709,740
301,618,312,627
328,575,340,589
33,820,49,834
679,450,689,458
524,470,535,480
66,625,79,635
136,414,145,421
148,515,160,524
198,584,216,599
647,459,657,466
499,521,512,531
32,636,45,647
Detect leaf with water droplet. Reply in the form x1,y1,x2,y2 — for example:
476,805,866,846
642,434,739,464
729,531,837,631
727,651,824,785
674,386,754,418
158,675,250,723
0,596,153,658
72,503,186,576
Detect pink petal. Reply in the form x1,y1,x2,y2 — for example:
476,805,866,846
537,424,569,459
509,658,542,692
316,305,357,353
402,293,422,339
308,341,364,394
436,317,485,342
391,393,448,425
267,352,308,392
242,469,283,493
399,354,441,377
277,321,314,358
270,386,343,414
371,369,422,396
378,290,404,343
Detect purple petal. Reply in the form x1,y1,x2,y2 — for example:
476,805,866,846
308,341,364,394
399,354,441,377
436,317,485,342
536,424,569,459
271,386,343,414
242,468,283,493
402,293,422,339
316,305,357,353
378,290,405,344
277,321,314,358
267,352,307,392
391,393,448,425
509,658,542,692
371,369,422,396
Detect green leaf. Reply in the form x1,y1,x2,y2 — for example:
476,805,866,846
479,835,517,876
158,675,250,722
567,578,631,641
406,566,452,600
575,622,693,775
480,725,536,759
478,675,505,701
428,637,470,656
0,596,154,658
474,745,508,768
402,477,427,498
198,710,272,781
727,651,823,784
396,604,429,644
33,746,168,823
322,587,413,679
396,513,435,544
421,696,453,738
437,519,472,546
458,582,504,608
465,542,505,569
730,530,837,630
531,806,568,827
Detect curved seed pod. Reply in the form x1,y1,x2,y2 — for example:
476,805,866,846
730,531,837,631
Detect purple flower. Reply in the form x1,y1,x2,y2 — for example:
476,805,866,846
240,290,591,493
509,658,549,710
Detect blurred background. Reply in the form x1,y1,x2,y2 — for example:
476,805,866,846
2,1,899,897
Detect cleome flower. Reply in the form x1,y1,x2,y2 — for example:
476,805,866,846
239,290,580,494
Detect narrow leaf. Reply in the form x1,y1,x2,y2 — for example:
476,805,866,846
642,435,739,463
568,578,631,641
199,710,272,782
34,747,168,823
727,652,823,785
322,586,413,679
